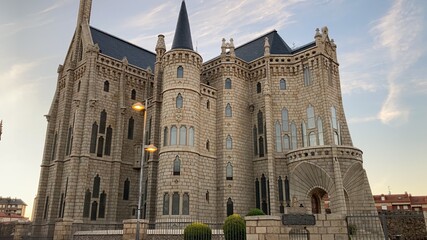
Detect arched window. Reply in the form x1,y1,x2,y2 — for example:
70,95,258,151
318,118,324,145
283,134,290,150
227,198,234,216
127,117,134,140
259,137,264,157
105,126,112,156
261,174,267,214
226,162,233,180
83,189,91,218
331,106,338,129
123,179,130,200
90,201,98,220
301,122,307,147
256,82,262,93
163,127,168,146
281,108,289,131
258,111,264,134
225,78,232,89
182,193,190,215
97,136,104,157
189,127,194,146
92,174,100,198
303,64,312,86
253,126,258,155
280,79,286,90
255,178,260,209
291,122,297,150
225,103,232,117
131,89,136,100
173,156,181,175
170,126,177,145
226,135,232,149
176,93,183,109
99,110,107,134
177,66,184,78
206,140,210,151
179,126,187,145
99,191,106,218
275,122,282,152
172,192,180,215
309,132,317,146
307,105,315,129
103,81,110,92
163,193,169,215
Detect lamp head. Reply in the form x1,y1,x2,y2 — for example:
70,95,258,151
145,144,158,153
132,102,145,112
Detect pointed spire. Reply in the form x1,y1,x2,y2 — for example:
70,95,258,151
171,1,194,50
77,0,92,25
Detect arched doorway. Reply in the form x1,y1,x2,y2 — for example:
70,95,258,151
309,188,329,214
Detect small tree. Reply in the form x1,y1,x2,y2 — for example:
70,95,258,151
223,214,246,240
184,222,212,240
246,208,265,216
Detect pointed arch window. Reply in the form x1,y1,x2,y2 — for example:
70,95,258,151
127,117,134,140
318,118,324,145
163,193,170,215
103,81,109,92
83,189,91,218
281,108,289,131
291,122,297,150
309,132,317,146
227,198,234,216
182,193,190,215
283,134,290,150
259,137,264,157
163,127,168,146
226,162,233,180
258,111,264,134
105,126,112,156
303,64,312,86
123,179,130,200
255,179,260,209
173,156,181,176
307,105,315,129
225,78,232,89
253,126,258,155
189,127,194,146
93,175,100,198
261,174,267,214
301,122,307,147
226,135,232,149
179,126,187,145
97,136,104,157
99,191,106,218
131,89,136,100
225,103,232,117
99,110,107,134
176,93,183,109
172,192,180,215
170,126,177,145
256,82,262,93
331,106,338,129
275,122,282,152
280,79,286,90
177,66,184,78
90,201,98,220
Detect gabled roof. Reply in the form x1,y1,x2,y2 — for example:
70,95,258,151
90,26,156,70
234,30,315,62
171,1,194,50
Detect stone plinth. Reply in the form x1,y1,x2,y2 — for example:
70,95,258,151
122,219,148,240
53,219,74,240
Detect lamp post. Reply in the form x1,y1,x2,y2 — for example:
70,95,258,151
132,101,157,240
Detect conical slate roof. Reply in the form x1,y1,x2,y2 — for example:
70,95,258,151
171,1,194,50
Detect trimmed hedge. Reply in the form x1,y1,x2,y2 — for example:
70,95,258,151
246,208,265,216
223,214,246,240
184,222,212,240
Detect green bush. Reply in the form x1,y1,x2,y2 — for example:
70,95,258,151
223,214,246,240
246,208,265,216
184,222,212,240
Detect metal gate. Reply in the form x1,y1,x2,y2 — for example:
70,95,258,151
289,228,309,240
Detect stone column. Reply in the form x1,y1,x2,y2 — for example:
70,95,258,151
122,219,148,240
53,219,74,240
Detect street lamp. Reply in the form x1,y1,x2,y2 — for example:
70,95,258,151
132,101,157,240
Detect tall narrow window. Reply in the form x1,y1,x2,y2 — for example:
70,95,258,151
227,198,234,216
255,179,260,209
99,110,107,134
258,111,264,134
90,201,98,220
226,135,232,149
303,64,312,86
225,103,232,117
301,122,307,147
291,122,297,150
177,66,184,78
163,127,168,146
261,174,267,214
173,156,181,176
127,117,134,140
103,81,109,92
307,105,315,129
318,118,324,145
281,108,289,132
259,137,264,157
283,134,290,150
206,140,210,151
163,193,169,215
189,127,194,146
123,179,130,200
172,192,180,215
99,191,106,218
207,100,210,109
77,81,81,92
278,176,284,202
253,126,258,155
83,189,91,217
225,78,232,89
176,93,183,109
97,137,104,157
328,62,333,86
334,131,340,145
309,132,317,146
179,126,187,145
43,196,49,219
275,122,282,152
331,106,338,129
58,193,64,218
131,89,136,100
51,132,58,160
256,82,262,93
280,79,286,90
105,126,112,156
90,123,98,153
226,162,233,180
66,126,73,156
182,193,189,215
170,126,177,145
93,175,100,198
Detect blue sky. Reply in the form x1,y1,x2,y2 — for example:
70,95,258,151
0,0,426,218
